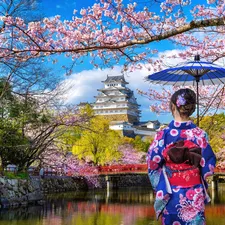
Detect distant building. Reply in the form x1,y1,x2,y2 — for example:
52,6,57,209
109,120,160,138
133,120,161,130
92,75,141,124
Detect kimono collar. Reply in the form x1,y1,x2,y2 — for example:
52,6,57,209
168,120,197,130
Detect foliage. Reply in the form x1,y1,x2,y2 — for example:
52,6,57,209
0,77,90,171
139,85,225,121
133,136,151,152
55,125,82,152
40,148,102,188
72,116,121,166
117,144,146,165
1,0,225,123
122,135,151,152
79,104,95,118
55,104,94,152
199,113,225,153
0,120,30,169
216,149,225,169
1,0,225,71
3,171,29,179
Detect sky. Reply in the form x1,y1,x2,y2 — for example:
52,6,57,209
37,0,206,123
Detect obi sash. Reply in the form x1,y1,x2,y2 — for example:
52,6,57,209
164,140,202,187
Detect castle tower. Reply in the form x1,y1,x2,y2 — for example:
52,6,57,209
92,75,140,123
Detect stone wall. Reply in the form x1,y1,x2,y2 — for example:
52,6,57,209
0,176,88,208
41,176,88,193
88,174,151,189
0,177,43,209
101,114,139,123
0,174,150,209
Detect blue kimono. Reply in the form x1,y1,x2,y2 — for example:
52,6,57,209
147,120,216,225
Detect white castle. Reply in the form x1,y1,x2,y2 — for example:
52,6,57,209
92,75,140,123
79,75,160,138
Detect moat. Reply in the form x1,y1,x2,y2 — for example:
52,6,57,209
0,185,224,225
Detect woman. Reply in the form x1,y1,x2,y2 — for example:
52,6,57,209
147,88,216,225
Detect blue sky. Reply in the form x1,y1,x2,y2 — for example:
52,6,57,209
38,0,208,123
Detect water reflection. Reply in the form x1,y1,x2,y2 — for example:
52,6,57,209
0,185,225,225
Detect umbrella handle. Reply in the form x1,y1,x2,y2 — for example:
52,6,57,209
196,77,200,126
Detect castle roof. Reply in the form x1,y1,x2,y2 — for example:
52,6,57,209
102,75,128,84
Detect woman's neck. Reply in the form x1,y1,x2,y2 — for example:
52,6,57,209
173,114,189,123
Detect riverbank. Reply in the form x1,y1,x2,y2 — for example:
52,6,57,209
0,177,43,208
0,174,150,209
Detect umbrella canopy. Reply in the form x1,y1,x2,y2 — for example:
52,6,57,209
146,55,225,125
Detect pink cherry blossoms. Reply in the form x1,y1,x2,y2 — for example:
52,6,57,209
117,144,146,165
138,85,225,116
0,0,225,71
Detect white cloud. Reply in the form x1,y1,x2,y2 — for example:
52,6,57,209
59,65,156,120
60,65,149,103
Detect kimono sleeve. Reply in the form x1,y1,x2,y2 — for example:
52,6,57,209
146,130,165,192
199,132,217,189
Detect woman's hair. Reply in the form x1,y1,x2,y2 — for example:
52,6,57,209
170,88,196,117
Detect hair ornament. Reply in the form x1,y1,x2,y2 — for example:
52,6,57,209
176,93,186,107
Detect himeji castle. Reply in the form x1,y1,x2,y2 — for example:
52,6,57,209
91,75,161,138
92,75,140,123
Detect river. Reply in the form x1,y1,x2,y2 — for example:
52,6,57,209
0,184,224,225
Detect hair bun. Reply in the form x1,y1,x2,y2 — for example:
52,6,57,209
170,88,196,117
179,104,195,115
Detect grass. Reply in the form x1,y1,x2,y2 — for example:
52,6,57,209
3,171,29,179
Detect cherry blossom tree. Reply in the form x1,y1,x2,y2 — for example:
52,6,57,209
1,0,225,117
138,85,225,118
216,149,225,169
0,0,225,71
116,144,146,165
40,148,101,188
1,1,225,128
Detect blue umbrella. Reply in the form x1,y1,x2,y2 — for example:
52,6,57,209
146,55,225,125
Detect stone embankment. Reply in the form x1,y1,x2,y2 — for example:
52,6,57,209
40,176,88,193
0,174,150,209
0,177,43,209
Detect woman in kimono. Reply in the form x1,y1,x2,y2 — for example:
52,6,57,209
147,88,216,225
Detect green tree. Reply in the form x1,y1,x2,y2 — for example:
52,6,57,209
199,113,225,152
0,78,52,170
122,135,152,152
0,77,89,171
56,104,94,152
72,116,121,166
133,136,151,152
0,121,29,169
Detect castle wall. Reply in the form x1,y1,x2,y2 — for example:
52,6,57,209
102,114,139,123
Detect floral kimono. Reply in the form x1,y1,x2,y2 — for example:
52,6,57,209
147,120,216,225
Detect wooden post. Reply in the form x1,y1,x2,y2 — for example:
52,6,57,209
211,175,218,190
106,175,113,203
211,175,219,205
106,176,113,191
